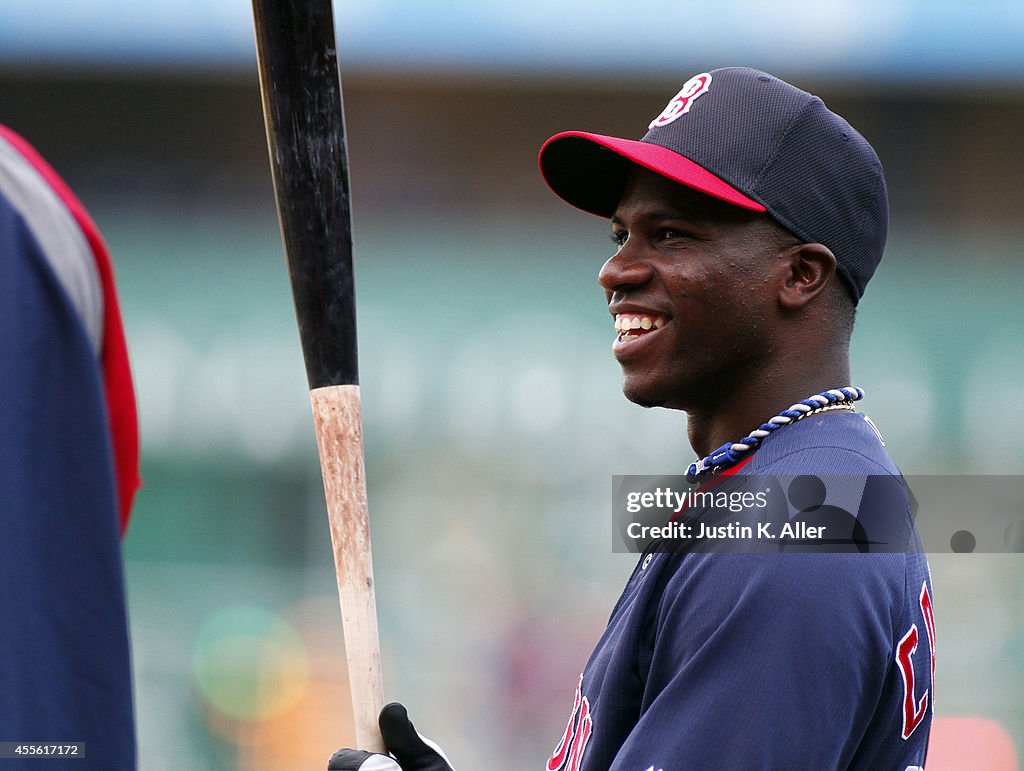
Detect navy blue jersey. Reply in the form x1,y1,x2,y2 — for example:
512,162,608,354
547,411,934,771
0,128,137,769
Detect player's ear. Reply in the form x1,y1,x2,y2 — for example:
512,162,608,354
776,242,837,311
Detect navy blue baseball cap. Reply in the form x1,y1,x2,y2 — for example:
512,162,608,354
538,67,888,302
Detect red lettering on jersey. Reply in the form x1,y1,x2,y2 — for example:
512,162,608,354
896,581,936,740
547,675,581,771
548,674,593,771
566,696,593,770
920,582,936,708
896,625,927,739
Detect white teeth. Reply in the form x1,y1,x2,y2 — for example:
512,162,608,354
614,314,668,333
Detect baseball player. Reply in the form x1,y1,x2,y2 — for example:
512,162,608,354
0,126,139,768
330,67,934,770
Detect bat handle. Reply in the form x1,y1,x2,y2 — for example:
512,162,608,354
311,384,386,752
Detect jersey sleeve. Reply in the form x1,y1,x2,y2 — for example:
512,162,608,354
0,125,139,533
0,127,137,768
608,550,904,770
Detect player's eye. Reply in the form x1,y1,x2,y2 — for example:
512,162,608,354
661,228,691,240
610,231,628,247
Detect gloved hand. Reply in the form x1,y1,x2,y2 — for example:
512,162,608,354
327,702,455,771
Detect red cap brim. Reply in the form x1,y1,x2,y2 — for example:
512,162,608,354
538,130,765,217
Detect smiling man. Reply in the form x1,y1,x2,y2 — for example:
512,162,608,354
329,68,934,771
534,66,934,771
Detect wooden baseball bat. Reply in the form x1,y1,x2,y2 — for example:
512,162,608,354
251,0,385,751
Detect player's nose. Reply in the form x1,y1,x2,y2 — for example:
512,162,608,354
598,245,655,294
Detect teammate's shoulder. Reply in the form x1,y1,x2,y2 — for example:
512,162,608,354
745,411,899,477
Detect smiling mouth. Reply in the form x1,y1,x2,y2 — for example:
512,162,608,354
614,312,668,341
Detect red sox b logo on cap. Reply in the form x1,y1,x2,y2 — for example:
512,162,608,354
649,72,712,129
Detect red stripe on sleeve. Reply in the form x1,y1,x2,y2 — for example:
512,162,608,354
0,126,140,534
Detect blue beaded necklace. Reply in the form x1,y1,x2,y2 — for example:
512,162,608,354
685,386,865,483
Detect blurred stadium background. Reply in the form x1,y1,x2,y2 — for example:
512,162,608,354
2,1,1023,768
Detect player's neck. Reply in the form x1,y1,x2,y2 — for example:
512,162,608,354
685,358,852,459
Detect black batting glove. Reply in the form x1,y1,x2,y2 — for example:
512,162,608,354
327,703,455,771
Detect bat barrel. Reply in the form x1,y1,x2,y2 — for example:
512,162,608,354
252,0,358,389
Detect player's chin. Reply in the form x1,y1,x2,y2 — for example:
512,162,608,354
619,375,669,410
619,365,697,411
